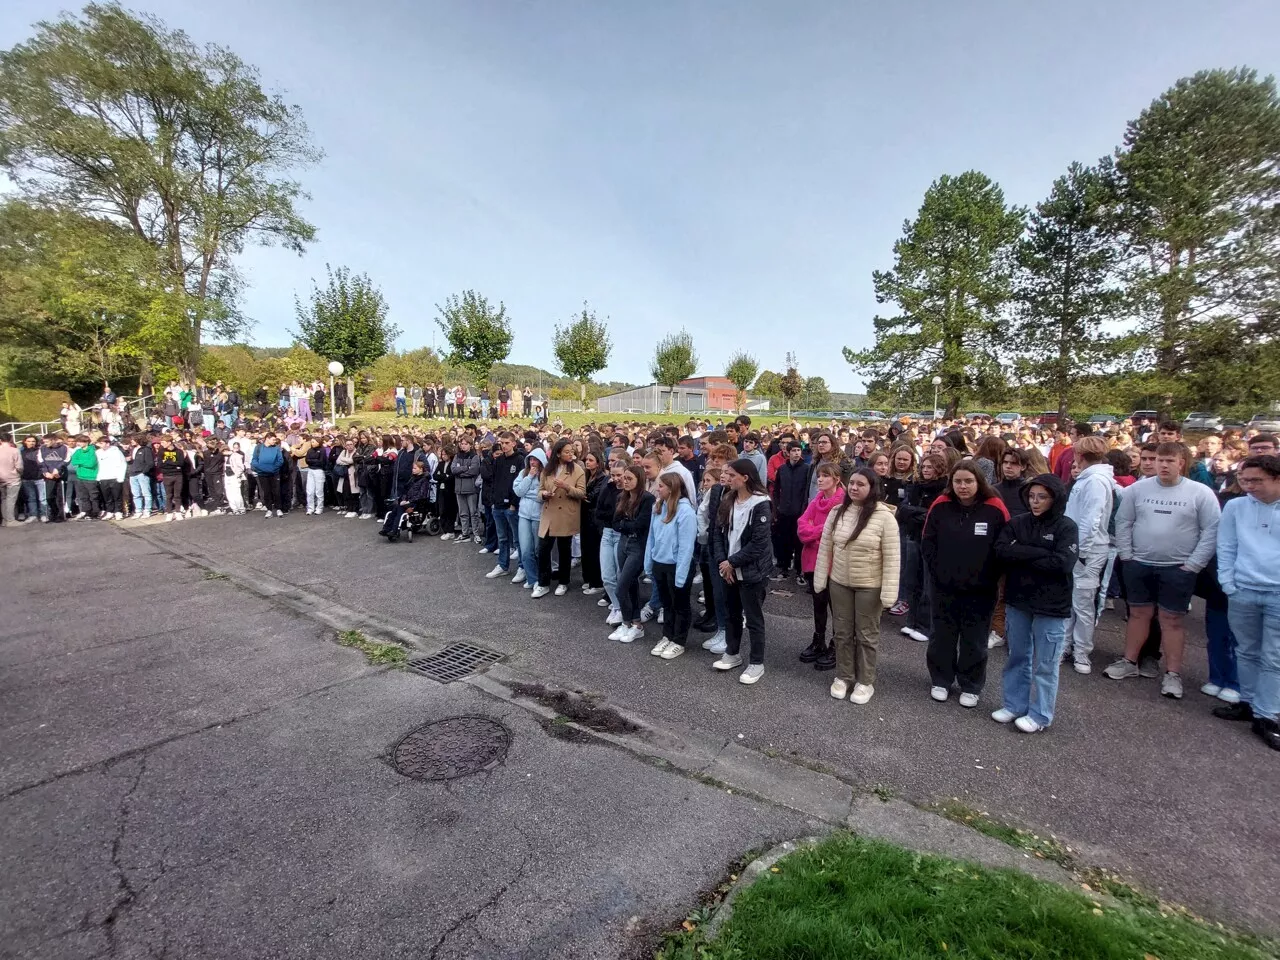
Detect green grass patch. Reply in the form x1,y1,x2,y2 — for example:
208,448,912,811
659,833,1275,960
342,410,836,432
932,800,1074,867
335,630,408,666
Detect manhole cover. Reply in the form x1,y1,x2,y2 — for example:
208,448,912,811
391,716,511,781
405,642,504,682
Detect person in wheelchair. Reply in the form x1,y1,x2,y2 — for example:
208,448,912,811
379,459,431,543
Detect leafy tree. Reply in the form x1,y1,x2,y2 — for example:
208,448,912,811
779,352,803,418
434,290,513,388
843,171,1025,417
292,264,398,374
1012,163,1127,421
724,351,759,413
552,302,612,402
650,330,698,412
751,370,784,403
799,375,831,411
1109,67,1280,379
0,3,320,380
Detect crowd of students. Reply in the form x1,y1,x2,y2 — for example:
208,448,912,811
1,408,1276,752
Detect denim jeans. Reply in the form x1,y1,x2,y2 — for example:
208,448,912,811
1002,606,1067,726
1204,605,1239,692
395,397,407,416
616,534,646,622
1227,587,1280,721
128,474,152,514
304,468,325,513
518,516,541,586
600,527,621,612
493,508,519,572
20,478,47,519
481,399,490,419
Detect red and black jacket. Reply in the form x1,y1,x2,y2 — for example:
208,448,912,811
921,494,1010,594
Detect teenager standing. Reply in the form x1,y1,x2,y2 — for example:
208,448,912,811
610,465,654,642
795,462,845,669
645,474,698,660
711,459,774,684
533,439,586,598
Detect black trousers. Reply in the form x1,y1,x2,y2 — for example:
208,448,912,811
99,479,122,515
162,476,183,514
653,561,692,647
725,578,768,664
927,588,997,694
538,535,573,588
580,518,603,588
203,474,226,509
772,514,801,572
258,473,281,513
75,480,102,518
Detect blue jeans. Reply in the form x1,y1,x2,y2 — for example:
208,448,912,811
128,474,152,513
600,528,620,612
395,397,407,416
493,508,519,572
481,399,490,419
518,516,541,586
20,479,47,519
1227,587,1280,721
1002,606,1067,727
1205,606,1239,692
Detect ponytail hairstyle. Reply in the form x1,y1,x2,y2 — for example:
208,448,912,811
716,457,768,530
832,467,882,545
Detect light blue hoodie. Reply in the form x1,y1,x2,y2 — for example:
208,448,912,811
1217,494,1280,594
644,497,697,588
514,448,548,521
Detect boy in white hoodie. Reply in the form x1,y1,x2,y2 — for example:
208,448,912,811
1062,437,1114,673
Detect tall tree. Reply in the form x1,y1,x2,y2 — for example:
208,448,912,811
724,351,759,413
0,3,320,380
1012,162,1127,421
843,171,1025,416
292,264,398,373
751,370,783,403
799,375,831,411
1110,68,1280,380
650,330,698,412
434,290,512,388
779,352,803,419
552,302,612,403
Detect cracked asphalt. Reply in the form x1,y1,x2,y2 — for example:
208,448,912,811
0,525,807,960
94,509,1280,937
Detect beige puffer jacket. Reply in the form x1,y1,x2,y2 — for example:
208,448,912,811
812,500,901,608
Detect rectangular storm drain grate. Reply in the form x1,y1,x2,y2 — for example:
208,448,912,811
405,643,504,682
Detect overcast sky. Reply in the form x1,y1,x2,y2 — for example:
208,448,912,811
3,0,1278,390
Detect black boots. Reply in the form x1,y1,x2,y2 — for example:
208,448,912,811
800,636,836,670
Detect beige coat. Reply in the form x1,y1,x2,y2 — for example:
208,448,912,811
812,501,900,608
538,461,586,537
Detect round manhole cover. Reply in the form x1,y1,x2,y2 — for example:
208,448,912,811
391,716,511,781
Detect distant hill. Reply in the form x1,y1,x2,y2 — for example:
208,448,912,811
489,362,634,394
829,392,869,410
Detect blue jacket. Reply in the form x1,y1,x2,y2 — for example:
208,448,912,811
251,444,284,476
514,448,548,521
645,498,697,587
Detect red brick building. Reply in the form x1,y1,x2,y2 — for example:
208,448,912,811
679,376,738,412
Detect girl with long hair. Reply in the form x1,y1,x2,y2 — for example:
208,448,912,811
813,467,900,704
598,453,630,626
580,448,608,597
796,462,845,669
645,473,698,659
921,459,1010,707
533,439,586,598
711,459,774,684
611,465,655,642
896,452,948,638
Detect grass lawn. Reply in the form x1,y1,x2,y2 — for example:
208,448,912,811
337,410,830,432
659,833,1275,960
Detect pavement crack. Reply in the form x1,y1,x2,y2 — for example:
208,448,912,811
695,738,732,775
425,830,535,959
100,755,149,954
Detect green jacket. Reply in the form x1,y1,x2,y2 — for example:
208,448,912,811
69,446,99,482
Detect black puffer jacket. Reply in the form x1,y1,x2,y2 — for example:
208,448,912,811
921,493,1010,594
897,477,946,540
994,474,1078,617
593,478,620,529
712,494,774,585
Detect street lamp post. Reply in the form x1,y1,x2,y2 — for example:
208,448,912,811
328,361,344,421
931,375,942,420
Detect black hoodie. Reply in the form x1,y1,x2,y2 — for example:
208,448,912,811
921,491,1010,594
995,477,1028,517
897,477,946,540
994,474,1078,618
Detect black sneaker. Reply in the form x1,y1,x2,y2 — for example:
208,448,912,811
1213,702,1254,722
1253,718,1280,752
769,571,788,583
693,617,717,633
798,640,823,663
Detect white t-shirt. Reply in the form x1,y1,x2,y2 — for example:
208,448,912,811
395,386,406,399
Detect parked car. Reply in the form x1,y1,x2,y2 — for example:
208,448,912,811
1087,413,1122,428
1249,412,1280,433
856,410,888,422
1129,409,1161,426
995,412,1022,425
1181,412,1222,432
1033,411,1060,428
964,411,992,422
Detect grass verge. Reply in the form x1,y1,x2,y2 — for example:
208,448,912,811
658,833,1276,960
335,630,408,666
932,799,1074,866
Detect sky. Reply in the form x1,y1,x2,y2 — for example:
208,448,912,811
3,0,1279,392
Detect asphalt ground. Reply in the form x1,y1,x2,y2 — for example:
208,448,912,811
0,524,807,960
81,507,1280,936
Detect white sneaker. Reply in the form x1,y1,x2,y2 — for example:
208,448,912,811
345,511,357,518
651,639,671,657
1217,688,1242,704
479,546,491,554
531,585,550,599
1200,682,1222,697
582,586,603,596
829,678,849,700
739,664,764,685
905,628,929,643
597,597,609,607
930,686,949,702
1104,658,1140,680
485,565,505,579
692,572,703,584
512,569,526,585
713,653,744,671
991,708,1017,724
707,633,727,655
849,683,874,704
608,625,628,641
641,606,656,623
1014,716,1045,734
276,510,284,517
166,514,175,523
606,609,623,626
523,581,533,590
958,692,979,708
900,626,913,637
1072,659,1092,675
440,533,454,541
619,624,643,643
660,643,685,661
701,630,725,651
554,584,568,597
141,510,151,519
987,632,1005,649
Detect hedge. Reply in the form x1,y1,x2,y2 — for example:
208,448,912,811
2,388,71,423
